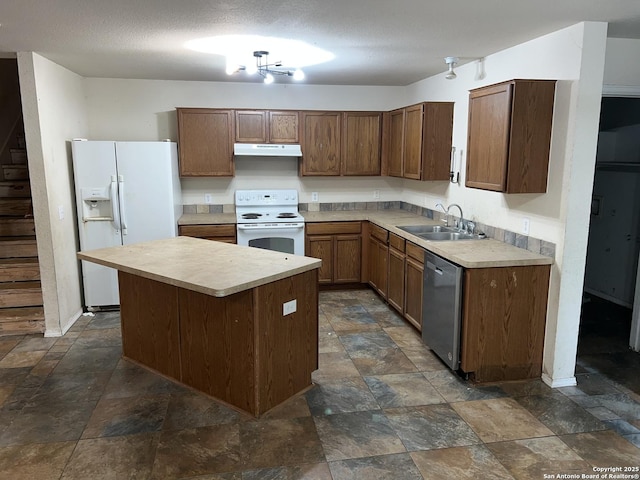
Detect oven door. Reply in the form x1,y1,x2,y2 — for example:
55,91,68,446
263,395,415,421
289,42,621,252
237,223,305,256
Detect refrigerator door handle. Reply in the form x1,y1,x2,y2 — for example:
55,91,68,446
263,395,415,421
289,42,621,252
110,175,121,231
118,175,128,235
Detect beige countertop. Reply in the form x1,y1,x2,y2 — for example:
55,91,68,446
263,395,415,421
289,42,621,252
177,209,554,269
77,236,322,297
179,213,237,225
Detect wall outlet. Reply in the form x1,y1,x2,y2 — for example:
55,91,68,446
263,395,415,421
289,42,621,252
58,205,64,220
373,189,380,199
311,192,319,202
522,217,530,235
204,193,213,204
283,299,297,316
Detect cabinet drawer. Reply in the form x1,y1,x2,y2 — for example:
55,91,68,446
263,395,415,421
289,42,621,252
369,223,388,243
179,224,236,238
388,233,405,252
306,221,361,235
405,242,425,263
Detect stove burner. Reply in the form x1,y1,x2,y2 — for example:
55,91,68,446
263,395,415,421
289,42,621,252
242,213,263,220
277,213,297,219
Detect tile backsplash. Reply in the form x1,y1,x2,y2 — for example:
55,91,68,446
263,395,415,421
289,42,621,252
182,201,556,259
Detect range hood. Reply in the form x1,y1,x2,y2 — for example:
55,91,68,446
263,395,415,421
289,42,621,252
234,143,302,157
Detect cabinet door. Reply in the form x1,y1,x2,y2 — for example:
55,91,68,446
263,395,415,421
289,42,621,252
306,235,334,284
178,224,237,244
236,110,268,143
300,112,341,176
177,108,234,177
334,234,362,283
461,265,550,382
269,111,299,143
368,238,389,299
387,109,404,177
504,80,555,193
342,112,382,176
387,247,405,313
422,102,454,181
466,83,512,191
368,236,386,296
403,104,424,179
404,256,424,331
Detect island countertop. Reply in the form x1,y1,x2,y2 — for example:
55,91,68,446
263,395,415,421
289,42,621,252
77,236,322,297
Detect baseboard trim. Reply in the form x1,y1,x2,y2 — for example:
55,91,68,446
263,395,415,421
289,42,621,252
541,373,577,388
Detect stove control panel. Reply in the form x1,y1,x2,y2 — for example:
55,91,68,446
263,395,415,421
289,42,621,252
235,189,298,207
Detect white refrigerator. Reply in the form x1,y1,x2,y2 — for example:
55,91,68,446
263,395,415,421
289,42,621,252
72,140,182,308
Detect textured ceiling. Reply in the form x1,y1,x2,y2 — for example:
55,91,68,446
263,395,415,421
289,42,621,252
1,0,639,86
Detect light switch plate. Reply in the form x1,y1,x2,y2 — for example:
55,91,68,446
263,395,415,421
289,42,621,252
283,299,297,316
204,193,213,204
523,217,530,235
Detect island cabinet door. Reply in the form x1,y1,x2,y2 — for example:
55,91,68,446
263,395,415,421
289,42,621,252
254,269,319,415
178,288,256,415
118,272,181,380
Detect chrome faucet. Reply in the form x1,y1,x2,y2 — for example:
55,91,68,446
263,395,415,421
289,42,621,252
435,203,464,229
447,203,464,230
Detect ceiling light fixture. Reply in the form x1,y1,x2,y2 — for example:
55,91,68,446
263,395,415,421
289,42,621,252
237,51,304,84
444,56,458,80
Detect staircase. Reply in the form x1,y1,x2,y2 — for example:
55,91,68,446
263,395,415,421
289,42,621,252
0,134,45,335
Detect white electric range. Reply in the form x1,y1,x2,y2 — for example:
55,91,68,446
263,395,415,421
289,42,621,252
235,189,305,256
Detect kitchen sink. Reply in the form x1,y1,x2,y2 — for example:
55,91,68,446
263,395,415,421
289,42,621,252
397,225,457,235
397,224,483,241
418,231,477,241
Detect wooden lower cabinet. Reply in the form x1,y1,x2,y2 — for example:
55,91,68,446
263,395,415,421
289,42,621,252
306,222,362,285
387,233,405,313
178,224,236,244
404,242,425,331
368,224,389,298
119,272,181,380
118,269,318,417
460,264,551,382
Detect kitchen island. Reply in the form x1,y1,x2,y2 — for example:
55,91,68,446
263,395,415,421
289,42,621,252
77,236,322,417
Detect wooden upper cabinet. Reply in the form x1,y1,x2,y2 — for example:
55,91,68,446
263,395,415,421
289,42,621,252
342,112,382,176
422,103,455,181
235,110,299,144
403,104,424,179
466,79,556,193
235,110,268,142
300,111,341,176
384,102,453,181
387,109,404,177
269,111,299,143
176,108,235,177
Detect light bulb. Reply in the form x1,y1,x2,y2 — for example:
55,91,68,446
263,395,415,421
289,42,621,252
445,67,457,80
246,63,258,75
264,73,274,84
292,69,305,81
225,64,238,75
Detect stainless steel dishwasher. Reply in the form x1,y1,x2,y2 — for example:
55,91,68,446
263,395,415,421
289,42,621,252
422,251,464,370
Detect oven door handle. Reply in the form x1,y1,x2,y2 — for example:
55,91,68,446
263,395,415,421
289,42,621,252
237,224,305,230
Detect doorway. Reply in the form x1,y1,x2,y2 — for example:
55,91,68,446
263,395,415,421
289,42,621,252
579,96,640,394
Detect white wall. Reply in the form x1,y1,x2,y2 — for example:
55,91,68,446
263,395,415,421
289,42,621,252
18,52,87,336
604,38,640,87
84,79,408,205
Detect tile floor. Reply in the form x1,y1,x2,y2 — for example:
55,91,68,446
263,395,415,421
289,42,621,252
0,289,639,479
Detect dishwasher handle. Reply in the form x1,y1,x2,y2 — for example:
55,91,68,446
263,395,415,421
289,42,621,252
426,261,444,275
